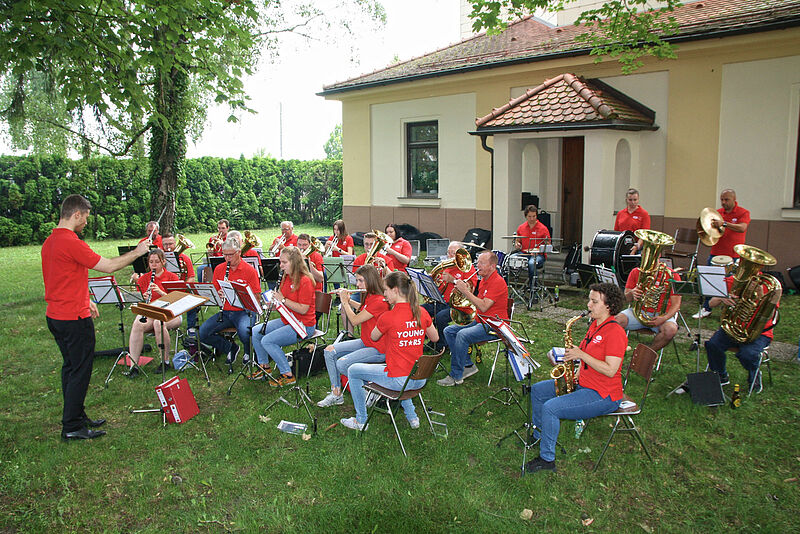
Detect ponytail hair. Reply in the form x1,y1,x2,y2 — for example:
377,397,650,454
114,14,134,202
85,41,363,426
384,271,421,327
355,265,384,297
280,246,313,288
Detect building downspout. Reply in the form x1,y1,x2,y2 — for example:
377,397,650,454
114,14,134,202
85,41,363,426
479,134,494,245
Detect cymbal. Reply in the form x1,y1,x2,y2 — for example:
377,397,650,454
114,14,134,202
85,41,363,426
697,207,723,246
500,235,526,239
461,241,486,250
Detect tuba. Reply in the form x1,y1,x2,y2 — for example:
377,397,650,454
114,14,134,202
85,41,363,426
174,234,195,278
241,230,262,256
432,248,476,325
632,229,676,324
551,312,588,396
721,245,781,344
364,230,390,268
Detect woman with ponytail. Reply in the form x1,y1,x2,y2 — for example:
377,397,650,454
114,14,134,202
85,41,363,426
340,271,438,431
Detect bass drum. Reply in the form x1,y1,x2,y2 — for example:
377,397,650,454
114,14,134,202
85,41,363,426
589,230,637,285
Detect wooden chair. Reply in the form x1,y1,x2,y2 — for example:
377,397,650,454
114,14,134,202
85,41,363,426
663,227,699,272
361,350,445,457
592,343,658,471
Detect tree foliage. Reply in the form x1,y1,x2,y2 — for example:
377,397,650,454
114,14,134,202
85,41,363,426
0,154,342,246
467,0,682,73
324,124,343,160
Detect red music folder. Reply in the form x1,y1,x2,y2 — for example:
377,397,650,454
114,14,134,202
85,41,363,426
155,377,199,424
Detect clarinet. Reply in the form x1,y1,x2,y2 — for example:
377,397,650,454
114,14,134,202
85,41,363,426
139,269,156,323
217,261,231,323
261,269,285,334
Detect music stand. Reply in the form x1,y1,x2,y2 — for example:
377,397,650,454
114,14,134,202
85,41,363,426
261,257,281,288
595,265,619,286
119,245,150,275
407,268,447,305
323,257,347,292
226,281,267,395
163,251,181,274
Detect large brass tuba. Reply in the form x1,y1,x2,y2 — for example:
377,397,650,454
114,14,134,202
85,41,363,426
721,245,781,344
241,230,262,256
551,311,588,396
632,229,676,324
364,229,391,268
431,248,476,325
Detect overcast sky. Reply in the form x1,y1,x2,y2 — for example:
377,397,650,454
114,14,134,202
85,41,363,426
188,0,463,161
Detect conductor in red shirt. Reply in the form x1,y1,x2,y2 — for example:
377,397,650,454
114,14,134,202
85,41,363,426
42,194,150,440
614,188,651,254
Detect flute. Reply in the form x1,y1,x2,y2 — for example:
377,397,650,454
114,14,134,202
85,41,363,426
328,288,366,294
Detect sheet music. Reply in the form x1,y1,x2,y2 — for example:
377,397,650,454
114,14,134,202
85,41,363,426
164,294,206,316
596,266,618,286
231,280,263,315
218,280,243,309
118,285,144,304
262,290,306,337
340,254,356,273
187,282,224,307
698,265,728,298
88,279,120,304
407,268,446,304
163,251,181,274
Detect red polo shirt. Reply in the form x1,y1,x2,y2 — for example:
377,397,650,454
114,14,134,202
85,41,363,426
516,220,551,257
279,274,317,327
326,235,354,257
577,317,627,401
359,293,390,353
387,238,413,273
306,250,324,292
375,303,432,377
625,267,681,311
136,269,180,303
476,270,509,324
212,260,261,312
439,264,477,302
42,228,102,320
711,203,751,257
614,206,651,233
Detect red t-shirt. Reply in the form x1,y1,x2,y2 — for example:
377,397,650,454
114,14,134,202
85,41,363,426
440,264,477,302
516,220,551,258
212,260,261,312
711,203,750,257
42,228,102,320
306,250,324,292
476,270,509,324
625,267,681,310
577,317,627,401
353,252,389,271
175,252,194,280
723,276,777,340
271,233,298,252
136,269,180,303
208,234,225,257
376,303,432,377
139,235,163,249
386,238,413,273
359,293,390,352
614,206,651,233
280,274,317,327
327,235,354,257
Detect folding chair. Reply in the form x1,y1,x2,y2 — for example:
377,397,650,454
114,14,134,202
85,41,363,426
663,227,699,272
480,299,515,386
361,350,446,457
748,346,772,397
293,291,333,378
592,343,657,471
624,326,682,375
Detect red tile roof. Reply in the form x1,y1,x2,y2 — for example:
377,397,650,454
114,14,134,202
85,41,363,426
474,73,657,132
320,0,800,95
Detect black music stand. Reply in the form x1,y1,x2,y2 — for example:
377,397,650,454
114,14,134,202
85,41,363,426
261,257,281,289
163,251,181,275
119,245,150,275
407,268,447,305
89,277,148,386
184,281,226,372
226,281,268,395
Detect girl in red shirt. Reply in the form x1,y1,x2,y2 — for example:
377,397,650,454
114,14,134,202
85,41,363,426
316,265,389,408
251,246,317,387
525,283,627,473
324,219,355,257
127,249,181,377
383,223,412,273
340,271,438,430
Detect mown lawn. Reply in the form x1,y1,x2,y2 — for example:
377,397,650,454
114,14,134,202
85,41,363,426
1,228,798,532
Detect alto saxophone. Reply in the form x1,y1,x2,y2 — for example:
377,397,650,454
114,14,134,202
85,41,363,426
550,311,588,396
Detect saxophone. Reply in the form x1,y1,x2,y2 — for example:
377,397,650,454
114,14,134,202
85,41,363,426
550,311,588,396
721,245,781,344
632,229,676,324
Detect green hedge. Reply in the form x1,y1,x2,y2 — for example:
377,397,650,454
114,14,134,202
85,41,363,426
0,154,342,246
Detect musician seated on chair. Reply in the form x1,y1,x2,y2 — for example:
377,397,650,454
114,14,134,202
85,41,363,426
198,238,260,366
383,223,412,273
162,233,198,335
197,219,229,282
317,265,389,408
525,283,627,473
251,246,317,387
127,249,181,377
325,219,355,257
340,271,438,431
269,221,298,255
437,251,508,386
615,265,681,353
514,205,550,285
138,220,163,249
422,241,477,351
704,269,780,394
353,232,390,277
297,233,325,322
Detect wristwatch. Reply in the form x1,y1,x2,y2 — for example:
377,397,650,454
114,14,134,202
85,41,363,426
722,222,728,228
281,297,287,304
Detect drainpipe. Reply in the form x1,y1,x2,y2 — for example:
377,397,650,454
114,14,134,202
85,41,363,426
479,134,494,246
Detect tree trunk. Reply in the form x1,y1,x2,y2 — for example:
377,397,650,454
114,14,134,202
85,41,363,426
149,66,188,234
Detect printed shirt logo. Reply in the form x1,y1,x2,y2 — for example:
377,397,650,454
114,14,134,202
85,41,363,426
593,334,603,344
732,218,738,222
633,215,640,220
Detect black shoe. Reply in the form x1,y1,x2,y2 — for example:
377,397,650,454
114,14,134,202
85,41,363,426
524,456,556,473
61,428,106,441
718,372,730,387
83,417,106,428
226,343,240,365
126,367,140,379
154,361,171,374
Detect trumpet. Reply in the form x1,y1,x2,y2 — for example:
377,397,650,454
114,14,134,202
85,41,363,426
241,230,262,255
270,234,287,256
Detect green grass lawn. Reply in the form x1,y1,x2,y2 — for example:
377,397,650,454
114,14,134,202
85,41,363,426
1,229,799,532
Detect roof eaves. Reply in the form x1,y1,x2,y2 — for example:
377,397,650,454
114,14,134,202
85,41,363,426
469,120,660,135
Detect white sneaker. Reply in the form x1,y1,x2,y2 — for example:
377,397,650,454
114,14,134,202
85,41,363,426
317,392,344,408
408,417,420,429
365,391,381,408
437,375,464,387
462,365,479,380
692,309,712,319
340,417,367,431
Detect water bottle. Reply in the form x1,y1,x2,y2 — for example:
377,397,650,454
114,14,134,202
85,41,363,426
574,419,586,439
554,285,560,303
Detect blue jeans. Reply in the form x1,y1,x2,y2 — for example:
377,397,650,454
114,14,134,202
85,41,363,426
530,380,620,462
198,310,254,355
526,254,545,280
443,321,495,379
323,339,384,390
705,328,770,384
347,363,426,424
186,308,198,330
422,302,452,349
252,318,315,375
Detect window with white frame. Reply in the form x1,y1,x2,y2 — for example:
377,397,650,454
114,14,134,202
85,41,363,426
406,121,438,197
